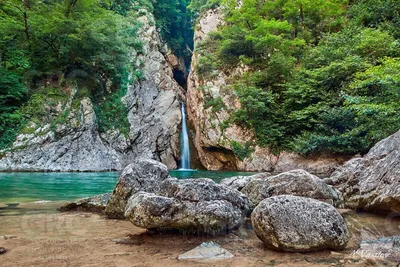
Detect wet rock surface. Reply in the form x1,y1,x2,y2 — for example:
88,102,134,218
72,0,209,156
252,195,349,252
327,130,400,214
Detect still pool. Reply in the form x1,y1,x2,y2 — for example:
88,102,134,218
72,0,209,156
0,170,255,203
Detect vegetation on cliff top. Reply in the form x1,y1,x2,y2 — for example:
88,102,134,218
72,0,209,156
1,0,399,158
196,0,400,156
0,0,192,149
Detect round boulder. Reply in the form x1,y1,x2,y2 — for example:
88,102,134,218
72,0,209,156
252,195,349,252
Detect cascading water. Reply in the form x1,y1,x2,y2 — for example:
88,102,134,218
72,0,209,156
180,102,191,170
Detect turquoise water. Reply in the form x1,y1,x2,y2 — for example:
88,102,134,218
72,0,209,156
0,170,254,203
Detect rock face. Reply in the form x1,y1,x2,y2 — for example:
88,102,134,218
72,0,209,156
186,8,346,173
123,13,185,170
252,195,349,252
0,98,122,171
241,170,337,206
58,193,111,213
105,158,170,219
326,130,400,214
0,10,183,171
124,178,252,234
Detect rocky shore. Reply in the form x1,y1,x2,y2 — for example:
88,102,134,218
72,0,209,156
49,130,400,265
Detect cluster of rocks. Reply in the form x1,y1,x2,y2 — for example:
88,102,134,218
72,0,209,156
100,158,349,252
105,158,251,235
60,130,399,256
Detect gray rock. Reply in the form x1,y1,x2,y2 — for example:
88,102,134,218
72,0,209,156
178,242,233,260
327,130,400,213
0,11,184,171
124,178,252,235
159,178,252,215
252,195,349,252
58,193,111,213
123,13,185,170
220,173,271,191
242,169,337,206
0,247,6,254
0,98,122,171
105,158,170,219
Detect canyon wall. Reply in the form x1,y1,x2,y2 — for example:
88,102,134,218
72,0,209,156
0,11,184,171
187,8,348,174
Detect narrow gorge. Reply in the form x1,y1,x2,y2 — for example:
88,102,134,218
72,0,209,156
0,0,398,175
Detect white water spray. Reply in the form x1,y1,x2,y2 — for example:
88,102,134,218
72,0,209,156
180,102,191,170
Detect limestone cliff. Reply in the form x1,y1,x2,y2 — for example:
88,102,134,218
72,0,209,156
0,11,184,171
187,8,347,174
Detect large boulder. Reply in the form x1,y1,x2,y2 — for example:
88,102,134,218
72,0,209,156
220,173,272,191
326,130,400,213
252,195,349,252
124,178,252,235
105,158,170,219
241,169,337,206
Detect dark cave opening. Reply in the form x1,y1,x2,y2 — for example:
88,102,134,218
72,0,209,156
173,68,187,90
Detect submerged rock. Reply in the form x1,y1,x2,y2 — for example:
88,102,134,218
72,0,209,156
326,130,400,213
105,158,170,219
252,195,349,252
58,193,111,213
242,169,337,206
178,242,233,260
124,178,251,235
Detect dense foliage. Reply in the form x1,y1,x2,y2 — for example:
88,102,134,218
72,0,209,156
0,0,143,149
0,0,195,149
196,0,400,155
1,0,398,158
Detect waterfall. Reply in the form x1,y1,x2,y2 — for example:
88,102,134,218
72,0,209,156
180,102,191,170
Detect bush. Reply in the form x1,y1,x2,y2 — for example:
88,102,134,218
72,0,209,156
230,140,254,161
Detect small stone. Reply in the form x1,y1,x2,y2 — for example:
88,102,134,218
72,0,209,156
178,242,233,260
0,247,7,254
